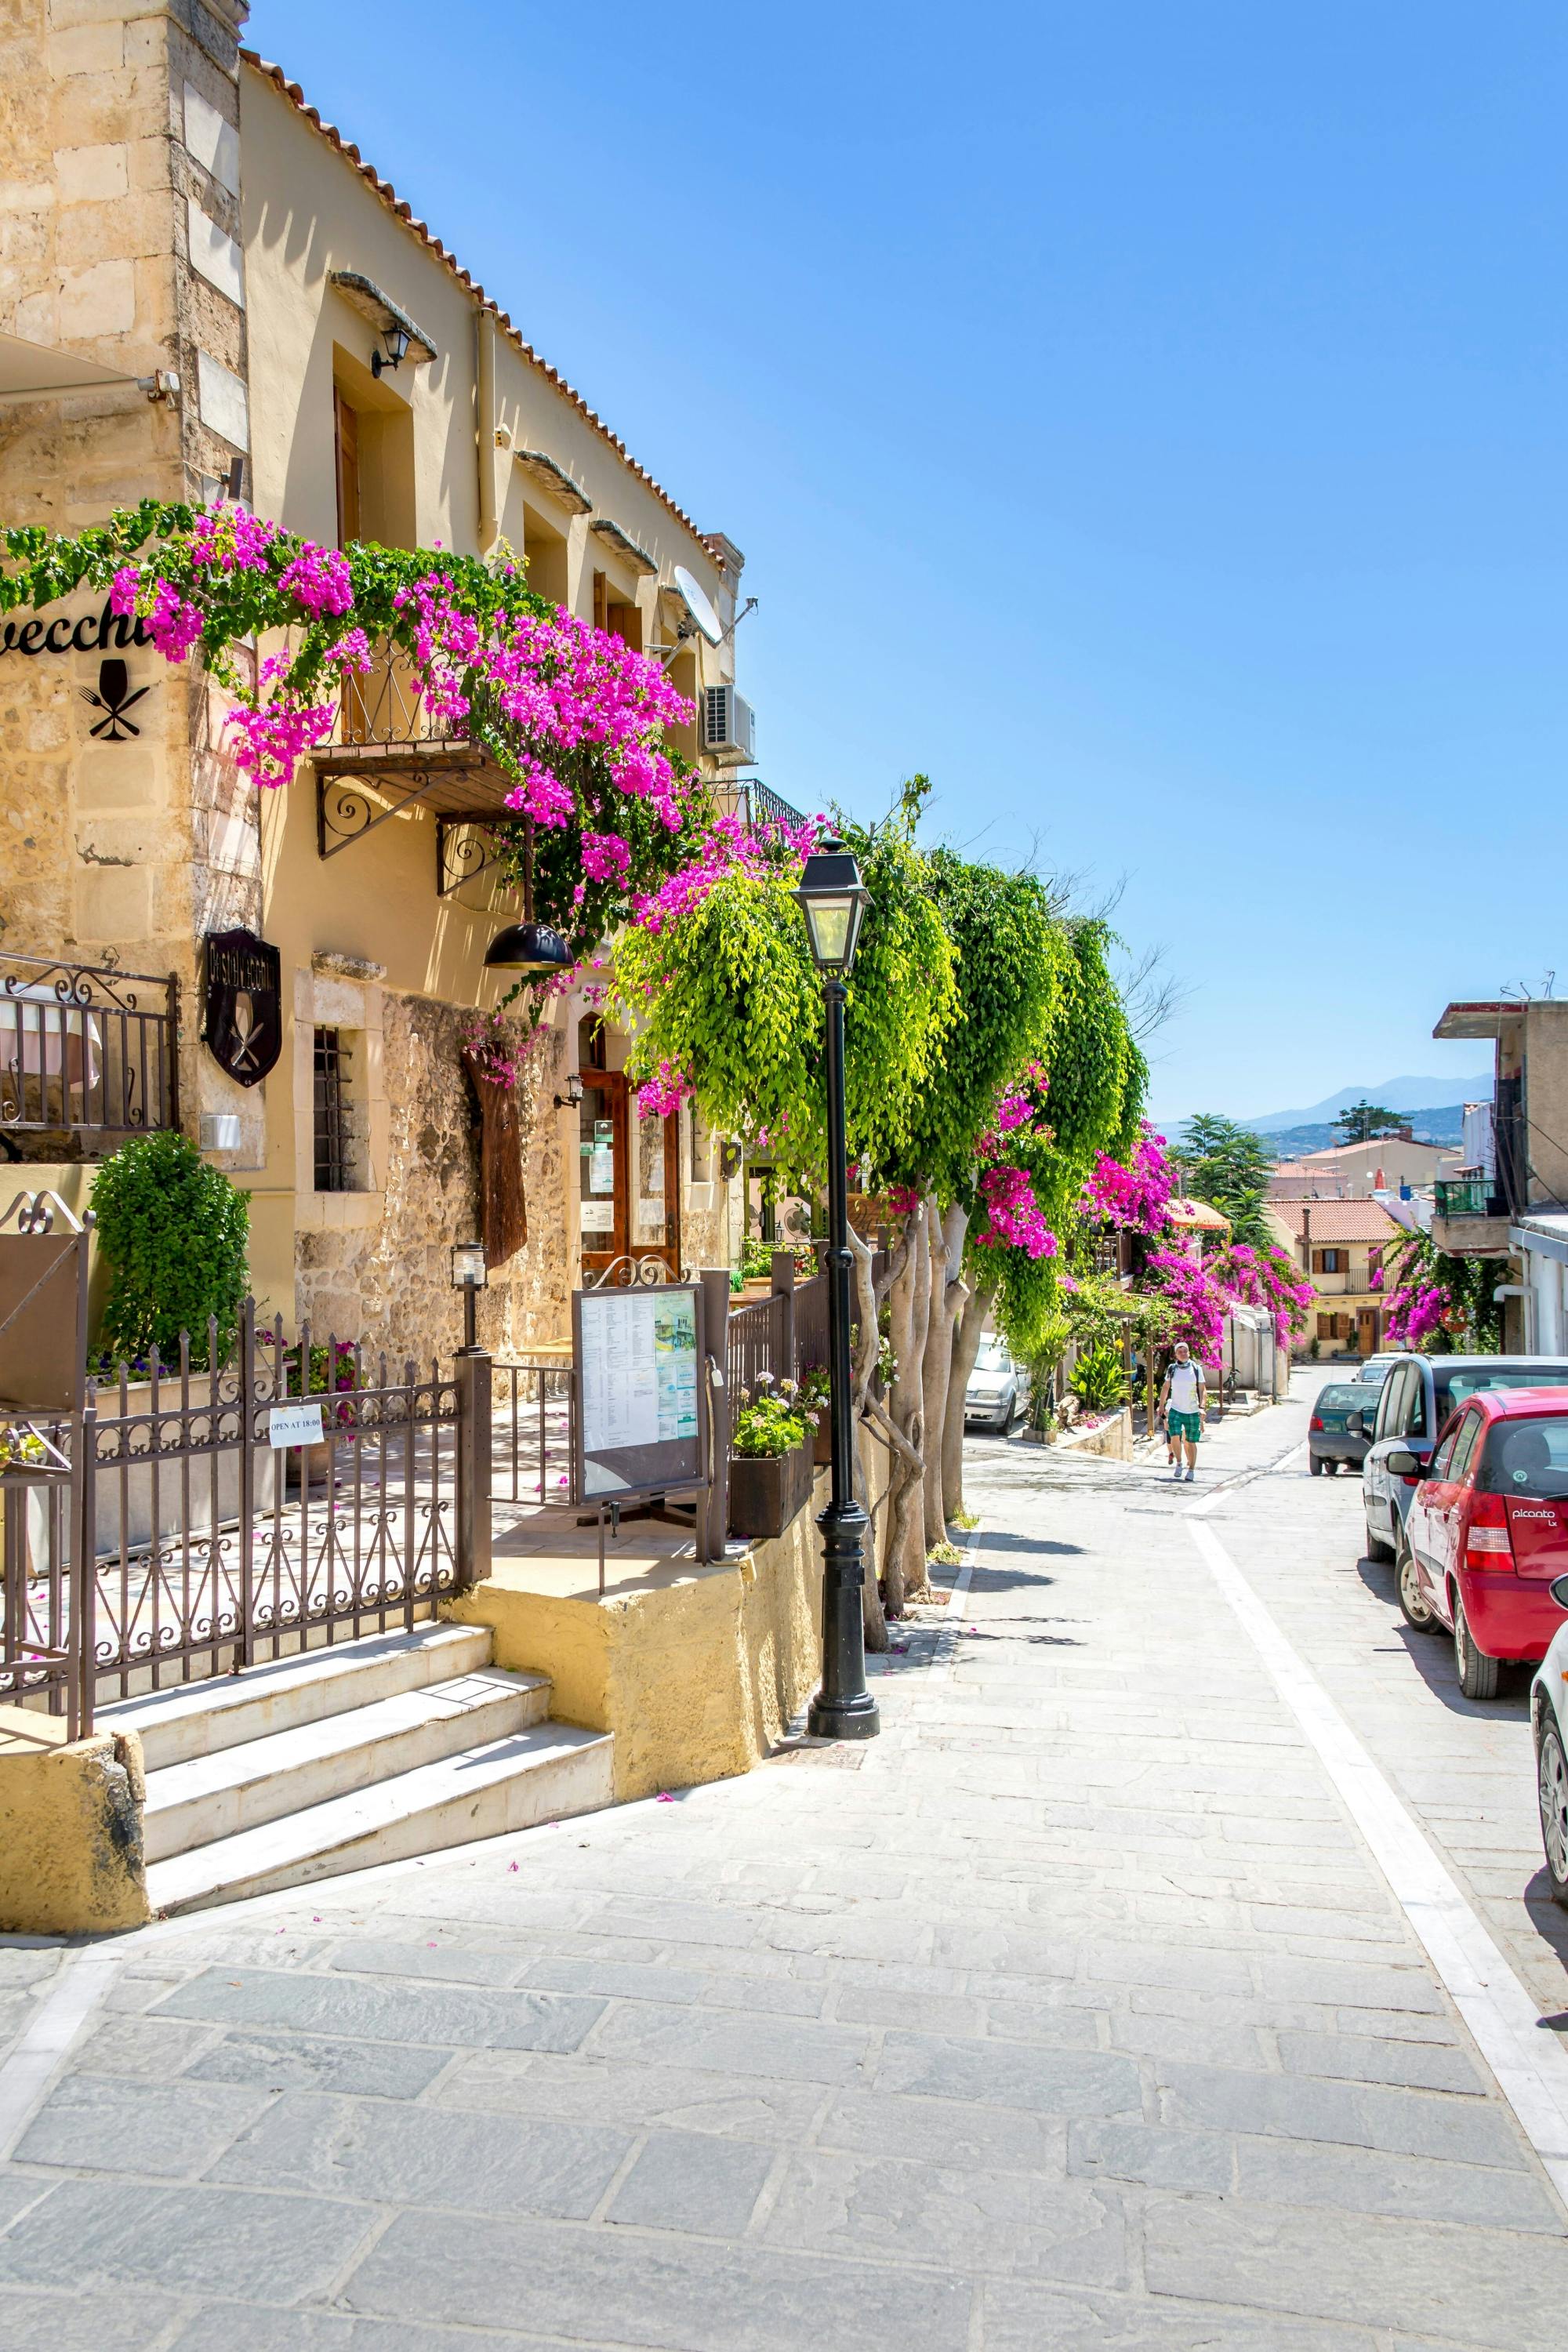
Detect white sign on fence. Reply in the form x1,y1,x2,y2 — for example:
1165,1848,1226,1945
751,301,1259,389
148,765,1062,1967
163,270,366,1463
268,1400,325,1450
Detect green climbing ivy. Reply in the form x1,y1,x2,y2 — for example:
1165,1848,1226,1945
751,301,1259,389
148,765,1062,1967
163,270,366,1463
608,786,957,1188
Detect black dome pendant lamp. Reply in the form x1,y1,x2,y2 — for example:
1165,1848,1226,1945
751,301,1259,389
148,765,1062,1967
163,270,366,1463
482,818,573,974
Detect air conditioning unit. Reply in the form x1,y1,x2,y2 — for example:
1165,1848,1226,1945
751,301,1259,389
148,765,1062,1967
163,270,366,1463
701,684,756,762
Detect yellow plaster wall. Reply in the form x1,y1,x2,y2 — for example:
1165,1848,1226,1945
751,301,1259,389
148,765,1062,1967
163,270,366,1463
448,1483,831,1803
0,1704,149,1935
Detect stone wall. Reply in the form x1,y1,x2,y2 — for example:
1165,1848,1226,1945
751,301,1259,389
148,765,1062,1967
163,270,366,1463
0,0,259,1146
293,990,572,1361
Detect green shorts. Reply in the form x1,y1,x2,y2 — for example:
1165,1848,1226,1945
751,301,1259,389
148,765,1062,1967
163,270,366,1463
1168,1410,1203,1443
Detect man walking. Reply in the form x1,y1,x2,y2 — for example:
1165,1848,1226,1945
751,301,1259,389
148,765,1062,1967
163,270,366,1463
1159,1340,1207,1482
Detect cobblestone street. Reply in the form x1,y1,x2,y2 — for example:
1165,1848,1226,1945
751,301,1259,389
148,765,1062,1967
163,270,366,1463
3,1379,1567,2349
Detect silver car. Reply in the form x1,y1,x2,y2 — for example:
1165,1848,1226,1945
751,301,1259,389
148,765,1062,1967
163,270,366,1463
1361,1353,1568,1564
965,1335,1029,1434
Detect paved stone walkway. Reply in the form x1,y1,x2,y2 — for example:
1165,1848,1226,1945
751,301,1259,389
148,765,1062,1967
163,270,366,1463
2,1381,1566,2348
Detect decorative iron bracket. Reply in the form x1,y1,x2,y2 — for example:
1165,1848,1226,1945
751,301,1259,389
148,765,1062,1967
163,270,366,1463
316,768,451,859
436,816,508,898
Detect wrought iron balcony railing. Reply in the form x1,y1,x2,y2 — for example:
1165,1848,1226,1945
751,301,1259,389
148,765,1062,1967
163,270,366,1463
0,953,179,1158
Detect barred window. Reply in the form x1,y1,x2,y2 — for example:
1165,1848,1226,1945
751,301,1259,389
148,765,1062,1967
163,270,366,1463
313,1026,352,1192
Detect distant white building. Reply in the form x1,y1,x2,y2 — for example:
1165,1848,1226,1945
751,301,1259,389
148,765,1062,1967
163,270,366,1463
1267,1134,1461,1202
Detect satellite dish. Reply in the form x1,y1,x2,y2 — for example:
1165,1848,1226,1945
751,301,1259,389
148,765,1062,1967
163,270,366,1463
671,564,724,646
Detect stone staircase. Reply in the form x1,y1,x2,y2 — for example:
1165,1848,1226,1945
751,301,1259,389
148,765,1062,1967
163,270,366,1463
101,1624,613,1917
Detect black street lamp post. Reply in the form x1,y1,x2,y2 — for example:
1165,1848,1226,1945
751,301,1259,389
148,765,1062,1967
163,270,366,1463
451,1240,488,1356
793,840,880,1742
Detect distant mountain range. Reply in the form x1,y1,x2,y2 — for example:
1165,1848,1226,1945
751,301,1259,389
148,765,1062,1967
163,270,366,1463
1261,1105,1470,1160
1245,1073,1493,1135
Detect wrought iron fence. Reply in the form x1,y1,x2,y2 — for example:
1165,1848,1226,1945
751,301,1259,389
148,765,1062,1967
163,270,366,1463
726,1293,782,1403
492,1359,577,1507
0,1301,490,1734
792,1271,829,1381
0,952,179,1154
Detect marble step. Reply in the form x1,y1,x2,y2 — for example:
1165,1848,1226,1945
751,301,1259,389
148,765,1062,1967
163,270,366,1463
145,1721,615,1915
103,1623,494,1773
142,1666,552,1864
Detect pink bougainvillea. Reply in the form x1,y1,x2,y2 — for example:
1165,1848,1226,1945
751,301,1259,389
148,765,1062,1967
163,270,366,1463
1385,1278,1451,1349
1211,1240,1314,1350
278,543,354,617
112,565,203,662
104,506,702,824
1080,1124,1174,1238
977,1062,1051,1159
221,655,337,787
975,1165,1058,1260
636,1058,694,1119
579,830,633,883
186,503,280,576
390,571,696,833
1144,1250,1228,1362
630,809,822,936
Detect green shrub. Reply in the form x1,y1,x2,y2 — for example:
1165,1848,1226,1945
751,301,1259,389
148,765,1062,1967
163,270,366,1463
1069,1340,1129,1414
92,1131,249,1369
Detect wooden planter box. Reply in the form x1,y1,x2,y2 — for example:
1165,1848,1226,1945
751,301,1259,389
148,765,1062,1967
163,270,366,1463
728,1442,814,1541
812,1418,831,1467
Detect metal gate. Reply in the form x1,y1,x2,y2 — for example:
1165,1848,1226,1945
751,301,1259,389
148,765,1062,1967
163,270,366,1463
2,1287,491,1737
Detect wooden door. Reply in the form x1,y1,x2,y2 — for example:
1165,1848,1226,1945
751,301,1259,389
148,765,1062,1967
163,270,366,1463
576,1071,681,1282
629,1091,681,1277
333,390,361,547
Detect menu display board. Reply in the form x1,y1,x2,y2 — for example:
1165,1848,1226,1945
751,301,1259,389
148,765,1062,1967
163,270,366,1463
572,1283,708,1502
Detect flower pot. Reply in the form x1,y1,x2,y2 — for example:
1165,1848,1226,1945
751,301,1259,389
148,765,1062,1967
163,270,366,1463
812,1418,832,1466
285,1437,339,1495
728,1442,814,1541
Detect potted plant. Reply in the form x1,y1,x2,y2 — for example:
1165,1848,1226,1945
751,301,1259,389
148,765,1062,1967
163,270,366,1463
728,1374,816,1540
799,1363,832,1464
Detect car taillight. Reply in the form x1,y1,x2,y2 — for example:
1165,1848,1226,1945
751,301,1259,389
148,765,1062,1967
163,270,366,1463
1465,1490,1514,1570
1309,1416,1323,1432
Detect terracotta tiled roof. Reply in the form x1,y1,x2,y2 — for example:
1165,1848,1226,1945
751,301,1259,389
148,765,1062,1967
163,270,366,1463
241,54,714,557
1269,1201,1402,1243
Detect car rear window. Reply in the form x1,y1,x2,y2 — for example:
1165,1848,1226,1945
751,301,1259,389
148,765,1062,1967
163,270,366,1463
1317,1386,1368,1410
1477,1415,1568,1499
1437,1365,1568,1412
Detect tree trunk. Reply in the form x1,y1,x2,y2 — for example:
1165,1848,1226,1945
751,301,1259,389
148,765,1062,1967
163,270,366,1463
923,1200,968,1548
945,1276,995,1523
846,1224,888,1654
884,1203,931,1616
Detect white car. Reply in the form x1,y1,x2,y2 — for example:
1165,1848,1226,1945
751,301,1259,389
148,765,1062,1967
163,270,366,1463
965,1335,1029,1434
1531,1581,1568,1906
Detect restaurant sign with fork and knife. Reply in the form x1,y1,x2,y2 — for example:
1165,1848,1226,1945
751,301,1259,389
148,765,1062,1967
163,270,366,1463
203,927,281,1086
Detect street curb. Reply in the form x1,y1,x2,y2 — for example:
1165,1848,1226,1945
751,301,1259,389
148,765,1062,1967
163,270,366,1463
925,1533,980,1683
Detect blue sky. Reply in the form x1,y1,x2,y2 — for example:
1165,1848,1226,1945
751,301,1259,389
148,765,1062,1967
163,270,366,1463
249,2,1565,1122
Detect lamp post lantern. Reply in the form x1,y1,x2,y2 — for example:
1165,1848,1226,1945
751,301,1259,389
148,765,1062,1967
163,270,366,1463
793,839,879,1741
451,1239,488,1355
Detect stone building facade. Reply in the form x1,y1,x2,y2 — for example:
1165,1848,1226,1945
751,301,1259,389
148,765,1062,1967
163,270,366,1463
0,0,752,1358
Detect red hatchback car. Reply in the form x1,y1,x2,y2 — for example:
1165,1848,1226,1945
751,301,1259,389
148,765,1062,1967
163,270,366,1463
1392,1389,1568,1699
